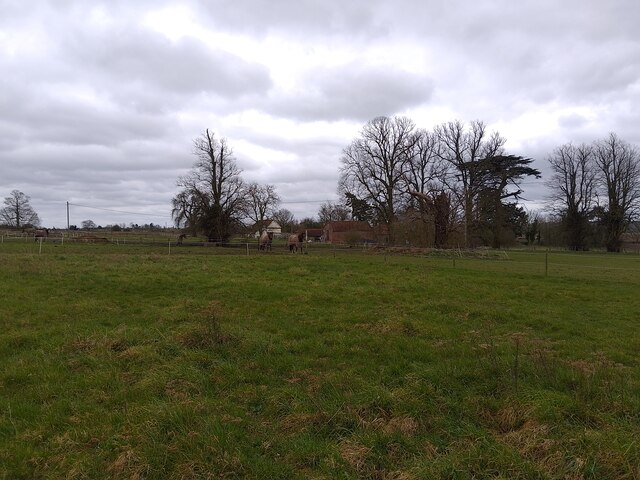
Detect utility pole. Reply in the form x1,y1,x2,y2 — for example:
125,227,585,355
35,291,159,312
66,201,70,230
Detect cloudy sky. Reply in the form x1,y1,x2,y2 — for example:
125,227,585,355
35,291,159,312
1,0,638,228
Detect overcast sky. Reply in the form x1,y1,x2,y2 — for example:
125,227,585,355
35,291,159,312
1,0,638,228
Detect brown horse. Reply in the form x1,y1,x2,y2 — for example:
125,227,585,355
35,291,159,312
288,233,304,253
176,233,187,246
259,231,273,251
34,228,49,241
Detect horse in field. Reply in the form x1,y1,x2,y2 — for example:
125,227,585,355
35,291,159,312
288,232,304,253
259,231,273,251
34,228,49,241
176,233,187,246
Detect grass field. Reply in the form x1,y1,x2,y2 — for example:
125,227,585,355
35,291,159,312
1,242,639,479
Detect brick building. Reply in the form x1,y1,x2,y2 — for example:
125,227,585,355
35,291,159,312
323,221,374,244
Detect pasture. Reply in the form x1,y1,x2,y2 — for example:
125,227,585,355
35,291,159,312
1,243,639,479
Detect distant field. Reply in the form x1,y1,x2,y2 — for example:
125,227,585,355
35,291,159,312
1,245,639,478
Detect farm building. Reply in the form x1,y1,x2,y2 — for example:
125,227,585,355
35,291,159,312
323,221,375,244
252,219,282,238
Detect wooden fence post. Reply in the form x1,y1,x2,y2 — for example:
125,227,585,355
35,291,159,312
545,251,548,277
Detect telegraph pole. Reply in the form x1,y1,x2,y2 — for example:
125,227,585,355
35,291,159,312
66,201,70,230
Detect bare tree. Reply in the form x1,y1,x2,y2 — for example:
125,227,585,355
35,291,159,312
245,182,280,231
318,201,350,224
524,209,542,246
593,133,640,252
404,129,444,198
340,116,417,242
272,208,296,233
0,190,40,228
402,129,449,245
546,143,597,250
408,190,457,248
81,219,97,230
173,129,246,242
171,189,202,235
435,120,506,247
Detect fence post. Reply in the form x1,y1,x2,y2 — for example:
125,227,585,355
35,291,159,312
38,237,43,255
168,240,171,255
545,251,548,277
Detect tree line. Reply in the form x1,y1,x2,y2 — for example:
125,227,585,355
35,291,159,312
171,121,640,251
171,122,539,247
546,133,640,252
5,120,637,252
338,117,639,251
338,116,541,248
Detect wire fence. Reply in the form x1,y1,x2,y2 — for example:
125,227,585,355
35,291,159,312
0,231,369,255
2,230,639,284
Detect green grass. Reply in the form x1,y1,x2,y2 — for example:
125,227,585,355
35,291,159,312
1,245,639,479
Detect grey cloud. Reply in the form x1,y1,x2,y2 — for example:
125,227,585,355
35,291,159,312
376,0,640,112
62,29,272,99
232,132,344,211
7,141,190,177
266,66,434,122
391,0,640,45
2,0,640,227
1,2,273,145
607,108,640,146
558,113,589,130
0,7,273,172
228,127,348,160
559,47,640,102
258,158,340,185
238,144,343,187
192,0,381,38
0,78,173,148
273,178,342,219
